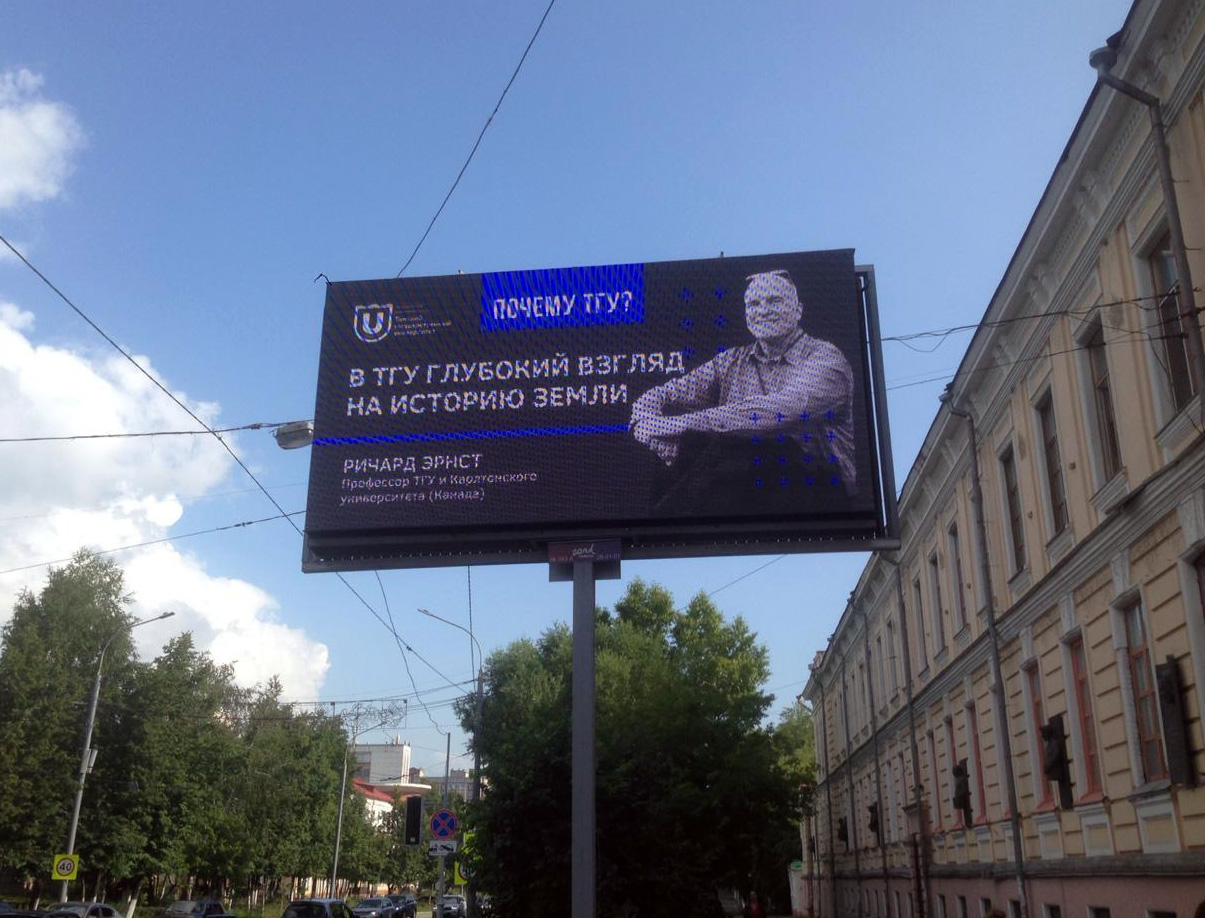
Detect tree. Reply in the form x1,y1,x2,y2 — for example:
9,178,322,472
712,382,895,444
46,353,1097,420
460,580,802,918
0,551,137,890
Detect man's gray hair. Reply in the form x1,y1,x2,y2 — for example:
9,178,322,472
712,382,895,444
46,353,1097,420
745,269,798,299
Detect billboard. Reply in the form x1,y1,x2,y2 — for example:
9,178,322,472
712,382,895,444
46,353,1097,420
302,249,898,570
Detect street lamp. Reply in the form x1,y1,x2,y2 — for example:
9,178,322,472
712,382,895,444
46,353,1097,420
61,611,175,902
272,420,315,450
418,608,485,918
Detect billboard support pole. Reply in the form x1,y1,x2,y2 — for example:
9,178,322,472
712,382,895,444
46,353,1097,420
550,542,621,918
572,559,596,918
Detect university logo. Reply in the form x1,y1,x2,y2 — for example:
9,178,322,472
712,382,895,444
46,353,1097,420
353,304,393,343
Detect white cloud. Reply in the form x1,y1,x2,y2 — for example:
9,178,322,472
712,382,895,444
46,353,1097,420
0,305,329,700
0,69,86,212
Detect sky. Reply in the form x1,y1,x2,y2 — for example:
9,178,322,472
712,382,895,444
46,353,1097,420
1,0,1136,774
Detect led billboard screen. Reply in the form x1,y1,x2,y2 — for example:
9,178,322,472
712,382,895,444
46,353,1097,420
302,248,897,570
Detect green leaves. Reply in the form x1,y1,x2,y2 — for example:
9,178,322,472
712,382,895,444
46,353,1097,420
462,578,806,918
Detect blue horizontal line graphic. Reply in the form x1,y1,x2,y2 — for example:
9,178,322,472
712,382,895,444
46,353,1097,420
315,424,631,446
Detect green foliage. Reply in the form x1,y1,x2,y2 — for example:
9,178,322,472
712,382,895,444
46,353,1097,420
0,551,391,901
460,579,803,918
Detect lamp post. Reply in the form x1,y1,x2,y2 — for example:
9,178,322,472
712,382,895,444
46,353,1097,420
61,611,175,903
418,608,485,918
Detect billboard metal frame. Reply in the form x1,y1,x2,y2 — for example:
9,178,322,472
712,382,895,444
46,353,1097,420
302,262,899,571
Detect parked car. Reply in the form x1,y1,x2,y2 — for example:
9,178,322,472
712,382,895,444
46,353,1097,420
281,900,353,918
434,896,465,918
49,903,124,918
350,900,393,918
158,901,234,918
385,897,416,918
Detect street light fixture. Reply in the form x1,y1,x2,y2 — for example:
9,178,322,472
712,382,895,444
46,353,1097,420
61,610,176,902
273,420,315,450
418,607,485,918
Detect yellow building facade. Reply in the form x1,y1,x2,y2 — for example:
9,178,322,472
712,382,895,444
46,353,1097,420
802,1,1205,916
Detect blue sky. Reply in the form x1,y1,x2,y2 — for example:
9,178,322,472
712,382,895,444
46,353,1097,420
1,0,1133,772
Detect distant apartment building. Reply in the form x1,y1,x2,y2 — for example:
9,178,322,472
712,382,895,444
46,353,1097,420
353,736,428,787
802,1,1205,916
412,767,477,799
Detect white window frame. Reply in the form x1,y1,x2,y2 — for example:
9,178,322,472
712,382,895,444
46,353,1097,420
928,549,947,652
1071,306,1126,501
947,520,969,635
1031,384,1069,546
997,439,1027,578
1108,583,1166,789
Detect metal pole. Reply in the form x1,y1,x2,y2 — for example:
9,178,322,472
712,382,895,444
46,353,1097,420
331,712,354,896
61,650,105,903
61,612,172,903
1094,71,1205,402
944,397,1028,918
571,559,596,918
468,668,484,918
838,654,862,918
438,731,451,902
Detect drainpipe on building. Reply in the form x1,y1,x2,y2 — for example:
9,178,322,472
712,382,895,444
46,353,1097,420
856,602,890,910
876,554,927,918
817,674,838,917
838,648,863,918
941,389,1029,918
1090,44,1205,403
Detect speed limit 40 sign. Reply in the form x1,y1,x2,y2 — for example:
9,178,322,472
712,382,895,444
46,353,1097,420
53,854,79,880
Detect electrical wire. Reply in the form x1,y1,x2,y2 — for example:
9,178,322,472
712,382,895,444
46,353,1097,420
396,0,557,277
0,232,468,702
0,510,306,576
0,421,302,444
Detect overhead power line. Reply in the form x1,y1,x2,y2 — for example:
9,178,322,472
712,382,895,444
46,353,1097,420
0,421,304,444
0,510,306,576
396,0,557,277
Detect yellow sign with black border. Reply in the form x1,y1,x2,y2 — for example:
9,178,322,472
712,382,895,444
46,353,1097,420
53,854,79,881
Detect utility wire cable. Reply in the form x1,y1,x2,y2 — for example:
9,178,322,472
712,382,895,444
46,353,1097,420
376,570,450,735
0,421,303,444
1,234,475,702
0,510,306,576
396,0,557,277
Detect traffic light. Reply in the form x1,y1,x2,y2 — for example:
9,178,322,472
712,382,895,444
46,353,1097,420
404,795,423,846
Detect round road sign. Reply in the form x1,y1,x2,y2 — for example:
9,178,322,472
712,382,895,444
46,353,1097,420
53,854,79,880
430,808,457,840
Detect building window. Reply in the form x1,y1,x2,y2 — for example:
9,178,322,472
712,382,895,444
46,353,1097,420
1036,392,1067,536
1000,445,1026,573
1125,600,1167,781
1042,906,1061,918
875,634,886,709
980,899,992,918
956,897,968,918
1148,235,1196,413
937,895,947,918
968,704,987,820
948,522,968,632
929,551,946,651
1027,664,1053,806
928,729,943,829
1086,324,1123,481
1069,637,1102,794
1087,908,1111,918
886,620,900,694
913,577,928,671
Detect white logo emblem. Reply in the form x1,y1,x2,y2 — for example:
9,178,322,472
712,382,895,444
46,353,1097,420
354,304,393,343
